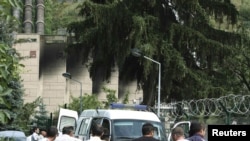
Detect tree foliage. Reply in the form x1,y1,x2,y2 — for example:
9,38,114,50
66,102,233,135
44,0,83,34
0,0,24,127
13,97,42,134
102,87,118,108
32,99,49,131
65,87,123,113
66,0,250,106
67,94,102,115
221,0,250,94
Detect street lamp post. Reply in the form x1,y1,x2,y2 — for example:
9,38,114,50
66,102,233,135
131,48,161,117
62,72,83,114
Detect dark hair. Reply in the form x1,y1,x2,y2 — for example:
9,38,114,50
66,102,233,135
91,124,104,136
40,128,46,132
142,122,154,135
32,127,38,132
62,126,74,135
46,126,58,138
188,121,206,137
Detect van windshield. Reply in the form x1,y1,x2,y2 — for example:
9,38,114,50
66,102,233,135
113,120,167,141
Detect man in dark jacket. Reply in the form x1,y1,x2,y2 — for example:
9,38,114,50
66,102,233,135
132,122,159,141
186,121,206,141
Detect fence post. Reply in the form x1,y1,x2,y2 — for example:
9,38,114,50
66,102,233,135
219,101,231,125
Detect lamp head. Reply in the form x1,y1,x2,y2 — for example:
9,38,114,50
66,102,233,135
62,72,72,79
131,48,142,57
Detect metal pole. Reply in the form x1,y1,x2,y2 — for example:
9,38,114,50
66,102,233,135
158,63,161,117
131,49,161,117
143,56,161,117
80,81,82,114
62,73,83,114
71,78,83,114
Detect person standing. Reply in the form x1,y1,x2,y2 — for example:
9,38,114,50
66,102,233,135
186,121,206,141
27,127,40,141
132,122,159,141
171,127,189,141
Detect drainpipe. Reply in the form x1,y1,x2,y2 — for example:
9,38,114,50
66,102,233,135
24,0,33,33
36,0,45,34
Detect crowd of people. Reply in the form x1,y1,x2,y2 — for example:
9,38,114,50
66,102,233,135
26,121,206,141
26,126,58,141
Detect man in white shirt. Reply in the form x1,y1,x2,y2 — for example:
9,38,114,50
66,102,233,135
55,126,81,141
171,127,189,141
27,127,40,141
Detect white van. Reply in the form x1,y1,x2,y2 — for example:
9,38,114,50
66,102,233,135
57,103,167,141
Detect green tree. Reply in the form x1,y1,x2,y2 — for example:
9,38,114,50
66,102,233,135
32,99,49,130
44,0,82,34
102,87,118,108
0,0,24,127
224,0,250,93
122,91,129,104
66,0,248,105
13,97,41,134
67,94,102,114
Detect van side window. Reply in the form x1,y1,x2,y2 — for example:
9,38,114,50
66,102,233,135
78,118,90,136
58,116,77,133
114,121,134,137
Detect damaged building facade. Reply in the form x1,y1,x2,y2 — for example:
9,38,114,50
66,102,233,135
12,0,142,113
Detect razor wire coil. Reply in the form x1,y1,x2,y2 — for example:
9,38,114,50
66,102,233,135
160,94,250,118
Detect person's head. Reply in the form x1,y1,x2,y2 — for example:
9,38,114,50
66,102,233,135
62,126,74,136
46,126,58,141
40,128,47,137
141,122,155,136
188,121,206,137
91,124,104,137
32,127,39,134
171,127,185,141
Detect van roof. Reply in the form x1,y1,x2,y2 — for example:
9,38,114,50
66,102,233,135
80,109,160,122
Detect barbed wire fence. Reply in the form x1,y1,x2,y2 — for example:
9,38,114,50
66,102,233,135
159,94,250,126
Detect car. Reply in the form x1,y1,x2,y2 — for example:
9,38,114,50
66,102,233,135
0,130,26,141
57,103,168,141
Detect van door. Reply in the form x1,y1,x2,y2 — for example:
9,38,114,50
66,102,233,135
74,117,92,141
75,117,103,141
167,121,191,141
57,108,78,135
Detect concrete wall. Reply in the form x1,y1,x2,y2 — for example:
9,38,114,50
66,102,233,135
13,34,41,102
41,35,67,112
